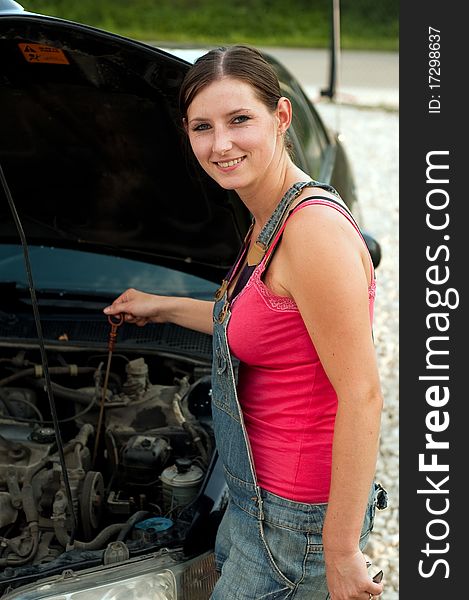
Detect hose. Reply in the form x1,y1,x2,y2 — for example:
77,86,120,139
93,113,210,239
117,510,151,542
172,378,209,465
0,393,44,421
65,523,126,551
182,421,209,465
30,379,99,405
0,366,95,387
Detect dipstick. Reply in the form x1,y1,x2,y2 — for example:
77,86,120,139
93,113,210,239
92,314,123,467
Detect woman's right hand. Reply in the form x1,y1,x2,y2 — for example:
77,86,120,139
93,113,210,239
103,288,168,327
103,289,215,335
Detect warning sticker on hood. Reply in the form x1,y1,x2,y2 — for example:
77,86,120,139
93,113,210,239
19,43,69,64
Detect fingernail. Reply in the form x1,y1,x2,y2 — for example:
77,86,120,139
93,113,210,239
103,307,110,313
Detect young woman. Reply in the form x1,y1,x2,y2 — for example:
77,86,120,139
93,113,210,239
104,45,384,600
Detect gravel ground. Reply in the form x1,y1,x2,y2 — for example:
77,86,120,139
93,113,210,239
315,102,399,599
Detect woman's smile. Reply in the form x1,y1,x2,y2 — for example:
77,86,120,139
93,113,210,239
215,156,246,170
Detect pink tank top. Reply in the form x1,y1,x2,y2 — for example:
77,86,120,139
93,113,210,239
227,199,376,503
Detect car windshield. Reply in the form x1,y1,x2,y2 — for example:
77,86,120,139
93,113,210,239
0,244,218,299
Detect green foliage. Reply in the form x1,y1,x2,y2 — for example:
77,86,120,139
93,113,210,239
27,0,398,50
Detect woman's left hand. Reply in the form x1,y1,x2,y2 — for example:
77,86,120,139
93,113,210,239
325,550,383,600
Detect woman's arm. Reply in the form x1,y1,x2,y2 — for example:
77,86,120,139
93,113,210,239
103,288,215,335
280,205,384,599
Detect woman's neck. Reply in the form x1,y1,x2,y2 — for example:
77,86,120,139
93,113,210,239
238,158,310,229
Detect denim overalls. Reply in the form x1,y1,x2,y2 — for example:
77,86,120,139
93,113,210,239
210,181,379,600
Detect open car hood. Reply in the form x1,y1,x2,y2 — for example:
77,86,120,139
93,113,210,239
0,9,251,283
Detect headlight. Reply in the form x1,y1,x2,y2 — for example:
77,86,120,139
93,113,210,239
3,551,218,600
7,569,176,600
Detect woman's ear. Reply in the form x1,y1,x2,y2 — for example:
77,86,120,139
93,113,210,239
182,117,188,133
276,97,293,135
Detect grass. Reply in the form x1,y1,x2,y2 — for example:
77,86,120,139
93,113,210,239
27,0,398,51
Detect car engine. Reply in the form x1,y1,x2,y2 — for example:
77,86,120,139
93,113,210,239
0,348,215,570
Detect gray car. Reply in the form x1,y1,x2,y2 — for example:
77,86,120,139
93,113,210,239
0,1,381,598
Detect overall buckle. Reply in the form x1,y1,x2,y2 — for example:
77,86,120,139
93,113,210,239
214,279,229,301
216,300,229,324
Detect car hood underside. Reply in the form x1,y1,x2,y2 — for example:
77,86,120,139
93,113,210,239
0,13,251,283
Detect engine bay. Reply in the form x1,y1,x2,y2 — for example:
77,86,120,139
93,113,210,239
0,345,215,578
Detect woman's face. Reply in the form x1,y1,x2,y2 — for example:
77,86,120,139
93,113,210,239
186,77,290,193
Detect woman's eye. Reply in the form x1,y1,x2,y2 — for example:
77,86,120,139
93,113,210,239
232,115,250,124
192,123,211,132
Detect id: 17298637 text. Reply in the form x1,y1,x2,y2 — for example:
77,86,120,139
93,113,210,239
428,26,441,114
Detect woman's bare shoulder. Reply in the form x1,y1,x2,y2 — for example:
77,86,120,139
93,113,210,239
285,194,353,240
280,195,369,286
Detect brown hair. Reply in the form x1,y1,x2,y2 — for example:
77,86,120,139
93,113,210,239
179,45,282,118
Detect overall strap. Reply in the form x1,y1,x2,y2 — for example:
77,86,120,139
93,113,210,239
291,194,360,232
214,181,340,302
262,195,374,282
246,180,339,267
214,221,254,301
